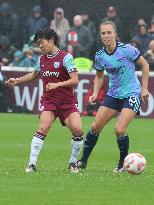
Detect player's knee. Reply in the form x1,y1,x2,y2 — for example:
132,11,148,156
71,125,83,136
114,126,125,136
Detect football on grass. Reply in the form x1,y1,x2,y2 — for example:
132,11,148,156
124,153,147,175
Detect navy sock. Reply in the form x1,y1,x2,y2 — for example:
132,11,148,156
81,129,99,164
116,134,129,164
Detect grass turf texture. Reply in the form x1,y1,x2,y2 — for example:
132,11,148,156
0,113,154,205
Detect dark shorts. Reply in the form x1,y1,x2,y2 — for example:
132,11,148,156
101,95,141,114
40,100,79,125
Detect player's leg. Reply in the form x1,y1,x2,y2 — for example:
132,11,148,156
114,108,137,173
26,111,56,172
64,112,83,173
114,96,141,173
77,106,118,169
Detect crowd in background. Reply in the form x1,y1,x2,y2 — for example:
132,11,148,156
0,2,154,70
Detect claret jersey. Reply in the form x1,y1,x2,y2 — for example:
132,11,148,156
34,50,77,104
95,42,142,99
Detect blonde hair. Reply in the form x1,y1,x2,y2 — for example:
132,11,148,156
100,21,117,32
100,21,119,41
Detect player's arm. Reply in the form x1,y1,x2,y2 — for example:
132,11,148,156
59,71,79,87
136,56,149,103
6,71,39,88
46,71,78,91
62,53,79,87
89,70,104,103
6,57,41,88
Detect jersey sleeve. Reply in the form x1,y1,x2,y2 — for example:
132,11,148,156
126,44,141,62
63,53,77,73
95,55,105,71
34,57,41,73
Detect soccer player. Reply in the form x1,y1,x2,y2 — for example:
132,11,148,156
76,21,149,173
6,28,83,173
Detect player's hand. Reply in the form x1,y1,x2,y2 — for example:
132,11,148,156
5,78,18,88
46,82,59,91
89,93,97,104
141,88,149,104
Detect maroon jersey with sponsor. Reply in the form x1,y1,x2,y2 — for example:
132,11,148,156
39,50,77,105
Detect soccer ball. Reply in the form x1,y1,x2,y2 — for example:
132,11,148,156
124,153,147,175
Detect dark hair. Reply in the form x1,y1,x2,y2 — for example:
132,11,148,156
34,28,59,46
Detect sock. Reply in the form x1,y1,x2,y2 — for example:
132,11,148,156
81,129,99,164
69,134,83,164
28,132,46,166
116,134,129,165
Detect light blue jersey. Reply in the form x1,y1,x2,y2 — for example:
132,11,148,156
95,42,142,99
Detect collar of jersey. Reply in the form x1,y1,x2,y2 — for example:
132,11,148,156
104,41,118,56
47,49,60,58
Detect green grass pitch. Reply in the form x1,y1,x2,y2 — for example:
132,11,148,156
0,113,154,205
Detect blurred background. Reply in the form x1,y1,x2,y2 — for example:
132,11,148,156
0,0,154,44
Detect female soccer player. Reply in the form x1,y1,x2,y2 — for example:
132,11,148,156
77,21,149,173
6,28,83,173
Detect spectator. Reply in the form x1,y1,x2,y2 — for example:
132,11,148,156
65,15,94,58
28,35,42,63
148,19,154,37
143,40,154,70
80,10,97,59
0,36,16,66
131,38,141,50
0,2,20,48
19,45,35,67
131,24,153,54
23,5,48,44
50,7,70,49
80,10,97,39
102,6,124,40
9,50,23,67
131,18,147,37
